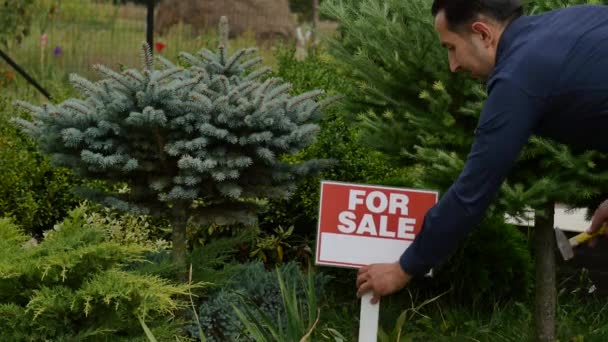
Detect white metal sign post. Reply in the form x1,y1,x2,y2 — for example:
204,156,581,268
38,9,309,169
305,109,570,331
315,181,438,341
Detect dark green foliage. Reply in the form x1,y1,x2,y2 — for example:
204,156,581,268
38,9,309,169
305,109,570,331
0,96,79,238
414,217,534,305
373,279,608,341
321,0,539,303
321,0,481,163
0,207,191,341
188,261,331,341
188,227,257,284
233,265,325,341
259,46,400,240
273,46,352,97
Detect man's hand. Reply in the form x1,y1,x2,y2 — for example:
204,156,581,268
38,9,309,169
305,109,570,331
356,262,412,304
587,199,608,247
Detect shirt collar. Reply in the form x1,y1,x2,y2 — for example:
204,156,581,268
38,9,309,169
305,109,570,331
492,15,528,74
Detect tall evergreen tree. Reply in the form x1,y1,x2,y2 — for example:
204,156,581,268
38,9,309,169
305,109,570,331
323,0,608,339
13,39,333,277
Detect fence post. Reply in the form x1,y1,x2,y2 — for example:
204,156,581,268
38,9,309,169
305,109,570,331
146,0,155,53
312,0,319,44
0,48,51,100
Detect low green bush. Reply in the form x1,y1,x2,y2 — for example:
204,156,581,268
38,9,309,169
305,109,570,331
81,200,171,250
0,206,191,341
0,96,79,238
411,216,534,306
187,261,331,341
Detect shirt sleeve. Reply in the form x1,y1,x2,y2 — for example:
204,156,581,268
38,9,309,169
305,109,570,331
399,77,546,277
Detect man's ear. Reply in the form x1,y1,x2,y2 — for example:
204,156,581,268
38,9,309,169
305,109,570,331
470,21,494,47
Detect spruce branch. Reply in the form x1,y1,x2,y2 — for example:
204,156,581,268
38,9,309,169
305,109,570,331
194,83,218,98
14,100,43,116
244,66,272,81
198,49,224,72
172,73,205,93
141,42,154,72
287,90,324,110
152,67,184,84
156,55,176,69
228,80,256,102
93,64,133,91
198,48,219,64
124,69,145,84
239,56,262,70
319,94,344,109
178,52,206,68
69,74,104,99
63,99,92,117
223,48,255,73
266,83,292,101
218,45,227,66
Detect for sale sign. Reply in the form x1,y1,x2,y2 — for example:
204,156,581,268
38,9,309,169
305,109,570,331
316,181,438,268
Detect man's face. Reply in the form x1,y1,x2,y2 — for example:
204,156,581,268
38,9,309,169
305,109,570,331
434,11,497,80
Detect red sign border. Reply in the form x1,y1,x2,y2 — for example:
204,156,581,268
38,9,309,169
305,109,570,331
315,180,439,269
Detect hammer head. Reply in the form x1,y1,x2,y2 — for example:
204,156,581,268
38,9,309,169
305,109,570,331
555,228,574,261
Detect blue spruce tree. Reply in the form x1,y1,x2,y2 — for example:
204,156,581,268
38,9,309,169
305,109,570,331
13,37,334,275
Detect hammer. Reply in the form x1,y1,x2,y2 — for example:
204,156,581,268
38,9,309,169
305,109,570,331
555,224,606,260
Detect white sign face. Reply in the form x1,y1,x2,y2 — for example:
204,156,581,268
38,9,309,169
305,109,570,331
316,181,438,268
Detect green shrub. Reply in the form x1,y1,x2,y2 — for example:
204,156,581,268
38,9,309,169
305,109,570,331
0,96,79,238
81,200,171,250
273,46,352,97
187,227,258,284
259,47,400,243
188,261,331,341
233,265,327,341
416,216,533,305
0,207,192,341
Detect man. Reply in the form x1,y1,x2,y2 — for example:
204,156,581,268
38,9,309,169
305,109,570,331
356,0,608,304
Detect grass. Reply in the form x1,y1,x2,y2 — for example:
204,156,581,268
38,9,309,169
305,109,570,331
319,294,608,341
316,266,608,341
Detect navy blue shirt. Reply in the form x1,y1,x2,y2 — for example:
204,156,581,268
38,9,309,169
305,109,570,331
400,5,608,277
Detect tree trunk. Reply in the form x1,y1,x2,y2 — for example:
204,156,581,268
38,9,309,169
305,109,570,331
171,204,188,282
534,202,556,342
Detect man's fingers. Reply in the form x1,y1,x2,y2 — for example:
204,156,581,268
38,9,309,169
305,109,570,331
356,265,372,287
587,219,604,234
588,200,608,234
356,272,369,288
371,294,381,304
356,276,364,288
589,236,598,248
357,281,372,298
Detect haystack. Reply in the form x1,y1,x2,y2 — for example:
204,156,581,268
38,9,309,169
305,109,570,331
155,0,296,41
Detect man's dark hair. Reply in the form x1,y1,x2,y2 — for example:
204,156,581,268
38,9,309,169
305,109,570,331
431,0,523,30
